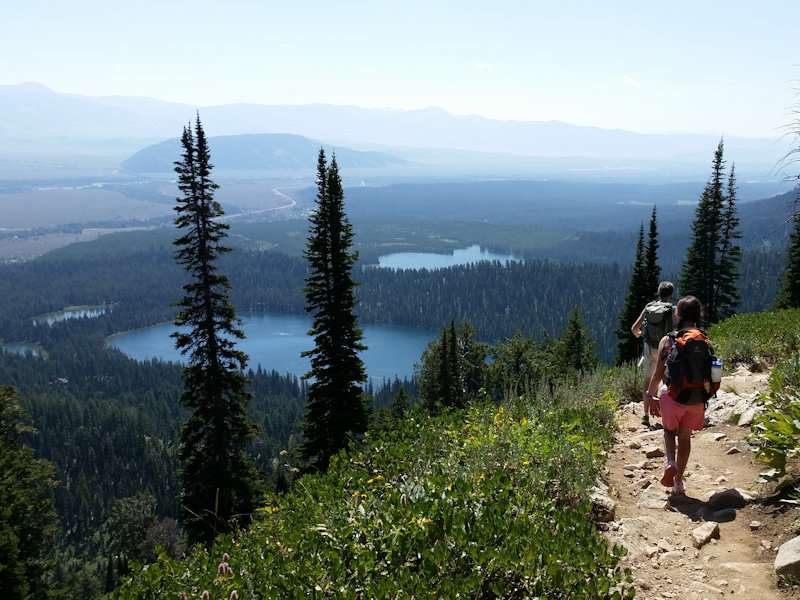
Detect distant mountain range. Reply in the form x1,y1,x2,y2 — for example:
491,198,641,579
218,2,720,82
0,82,791,179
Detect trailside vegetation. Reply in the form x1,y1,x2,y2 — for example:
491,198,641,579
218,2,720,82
112,379,634,599
679,139,742,324
299,149,369,472
706,309,800,487
172,115,260,545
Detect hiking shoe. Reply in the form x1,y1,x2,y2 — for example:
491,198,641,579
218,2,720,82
641,414,650,427
672,480,685,495
660,461,677,487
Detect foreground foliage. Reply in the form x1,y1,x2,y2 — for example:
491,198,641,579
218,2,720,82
115,390,633,599
750,353,800,485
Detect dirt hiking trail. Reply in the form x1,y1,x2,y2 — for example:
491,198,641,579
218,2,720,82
602,366,797,599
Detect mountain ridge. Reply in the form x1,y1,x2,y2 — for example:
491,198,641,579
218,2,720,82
0,83,789,169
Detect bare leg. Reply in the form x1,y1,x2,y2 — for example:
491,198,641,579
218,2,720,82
642,375,652,416
675,427,692,483
663,428,677,464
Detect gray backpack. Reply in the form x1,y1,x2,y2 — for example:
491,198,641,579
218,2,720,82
642,301,674,347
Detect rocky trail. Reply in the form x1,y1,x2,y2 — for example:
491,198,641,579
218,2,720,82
599,366,799,599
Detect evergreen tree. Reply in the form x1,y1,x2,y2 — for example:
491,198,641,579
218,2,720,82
615,223,649,365
299,149,369,472
715,165,742,319
389,387,411,421
560,306,599,375
776,210,800,308
490,331,540,398
417,320,488,411
172,115,259,544
644,206,661,294
679,139,741,323
0,384,58,600
435,324,457,409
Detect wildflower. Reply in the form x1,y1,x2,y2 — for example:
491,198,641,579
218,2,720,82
494,406,504,424
230,591,239,600
202,592,210,600
280,450,288,456
222,552,230,563
179,593,188,600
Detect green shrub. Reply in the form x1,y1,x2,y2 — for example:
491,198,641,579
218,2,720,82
750,352,800,485
114,397,633,599
709,309,800,368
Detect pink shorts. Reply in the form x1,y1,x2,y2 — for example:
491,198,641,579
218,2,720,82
660,393,705,431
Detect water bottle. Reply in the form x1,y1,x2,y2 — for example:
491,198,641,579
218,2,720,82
711,359,722,383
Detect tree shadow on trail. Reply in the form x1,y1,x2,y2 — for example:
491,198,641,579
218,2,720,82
667,487,747,523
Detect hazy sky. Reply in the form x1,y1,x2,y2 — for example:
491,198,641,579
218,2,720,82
4,1,798,138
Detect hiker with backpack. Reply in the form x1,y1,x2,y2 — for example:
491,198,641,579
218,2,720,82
631,281,676,427
646,295,721,496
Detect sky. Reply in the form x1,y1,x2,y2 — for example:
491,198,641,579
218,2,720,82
3,1,799,139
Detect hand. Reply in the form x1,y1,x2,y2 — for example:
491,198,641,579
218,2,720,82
649,398,661,417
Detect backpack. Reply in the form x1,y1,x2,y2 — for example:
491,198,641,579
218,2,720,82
665,328,720,406
642,301,674,347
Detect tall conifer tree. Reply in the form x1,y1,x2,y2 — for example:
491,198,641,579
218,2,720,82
172,115,259,544
644,206,661,295
776,211,800,308
615,223,649,365
300,149,368,472
679,139,741,323
714,165,742,319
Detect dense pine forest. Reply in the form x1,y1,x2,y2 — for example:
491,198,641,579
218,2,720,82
0,173,795,595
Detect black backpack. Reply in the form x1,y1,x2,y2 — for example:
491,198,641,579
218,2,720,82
642,301,674,347
665,328,719,405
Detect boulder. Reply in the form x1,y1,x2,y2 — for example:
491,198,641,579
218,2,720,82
590,485,616,523
775,536,800,577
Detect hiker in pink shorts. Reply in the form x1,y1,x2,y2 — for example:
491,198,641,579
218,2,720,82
646,295,707,496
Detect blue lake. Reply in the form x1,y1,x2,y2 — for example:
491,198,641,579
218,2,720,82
377,244,520,270
109,313,436,382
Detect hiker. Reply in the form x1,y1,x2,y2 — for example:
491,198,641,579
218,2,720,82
646,295,718,496
631,281,676,426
